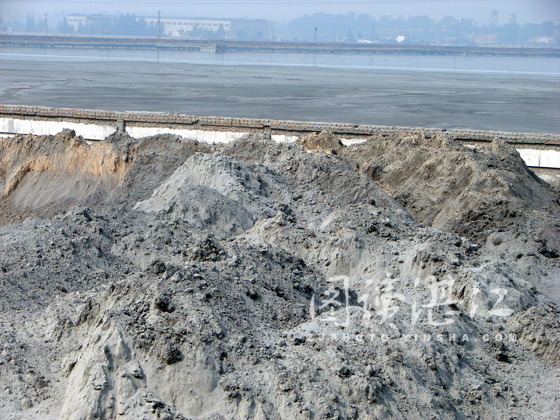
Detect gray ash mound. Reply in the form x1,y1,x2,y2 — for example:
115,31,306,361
0,130,558,419
339,133,559,252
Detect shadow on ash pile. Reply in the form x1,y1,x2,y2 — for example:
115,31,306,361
0,129,559,420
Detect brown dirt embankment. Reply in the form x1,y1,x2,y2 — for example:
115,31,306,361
0,130,129,223
0,130,212,225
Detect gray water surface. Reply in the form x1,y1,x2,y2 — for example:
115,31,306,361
1,47,559,132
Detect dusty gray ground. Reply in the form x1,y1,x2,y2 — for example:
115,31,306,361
0,129,559,419
0,56,559,132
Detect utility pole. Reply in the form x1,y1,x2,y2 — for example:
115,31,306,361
314,27,318,43
157,10,161,41
0,2,3,33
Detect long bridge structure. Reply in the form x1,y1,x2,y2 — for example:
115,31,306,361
1,35,560,57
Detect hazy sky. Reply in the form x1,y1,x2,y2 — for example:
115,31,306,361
1,0,559,24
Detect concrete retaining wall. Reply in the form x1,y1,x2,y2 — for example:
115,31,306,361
1,105,559,170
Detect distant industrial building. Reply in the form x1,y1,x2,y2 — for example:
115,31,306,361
532,37,555,45
144,17,231,38
395,35,417,44
472,34,498,47
65,15,271,41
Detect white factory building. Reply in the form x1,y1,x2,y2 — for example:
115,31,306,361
144,17,231,37
65,15,269,40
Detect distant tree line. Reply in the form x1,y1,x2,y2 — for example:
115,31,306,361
62,14,158,37
25,15,47,35
277,12,559,46
22,14,158,37
13,12,560,47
